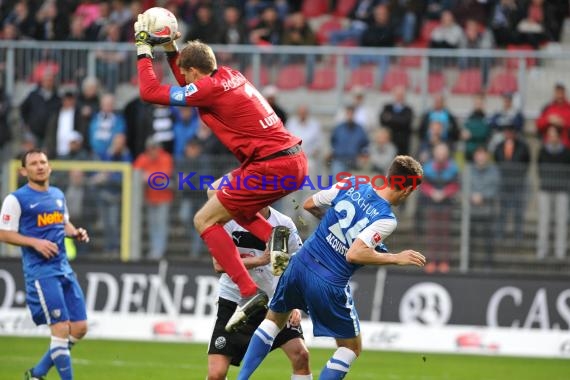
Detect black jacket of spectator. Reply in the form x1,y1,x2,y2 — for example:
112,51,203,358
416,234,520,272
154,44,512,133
538,145,570,192
20,86,61,143
0,89,11,149
379,103,413,155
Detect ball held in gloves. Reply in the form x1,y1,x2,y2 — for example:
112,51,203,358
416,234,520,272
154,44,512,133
139,7,178,45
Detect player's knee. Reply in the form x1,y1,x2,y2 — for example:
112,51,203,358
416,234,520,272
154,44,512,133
207,366,228,380
71,320,88,339
291,344,310,373
50,321,70,338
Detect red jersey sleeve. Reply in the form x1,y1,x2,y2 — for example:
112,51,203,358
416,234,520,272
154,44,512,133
166,52,187,86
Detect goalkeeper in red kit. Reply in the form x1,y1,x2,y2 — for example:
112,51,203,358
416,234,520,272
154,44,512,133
133,14,308,331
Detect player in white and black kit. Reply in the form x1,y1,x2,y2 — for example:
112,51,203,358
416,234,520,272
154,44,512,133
207,206,312,380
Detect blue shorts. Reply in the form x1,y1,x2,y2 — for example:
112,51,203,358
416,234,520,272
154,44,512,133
270,254,360,339
25,273,87,326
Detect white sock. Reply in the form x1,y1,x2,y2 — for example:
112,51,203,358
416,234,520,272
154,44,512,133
258,319,281,339
326,347,357,372
291,374,313,379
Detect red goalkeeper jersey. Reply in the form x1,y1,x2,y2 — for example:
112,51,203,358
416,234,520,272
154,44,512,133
138,57,300,163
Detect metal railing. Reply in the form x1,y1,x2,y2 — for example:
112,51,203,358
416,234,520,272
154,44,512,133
2,41,570,115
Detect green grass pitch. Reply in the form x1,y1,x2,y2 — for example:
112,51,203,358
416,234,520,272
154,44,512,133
1,337,569,379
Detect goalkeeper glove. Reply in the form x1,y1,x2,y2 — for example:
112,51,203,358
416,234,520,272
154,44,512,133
134,13,179,58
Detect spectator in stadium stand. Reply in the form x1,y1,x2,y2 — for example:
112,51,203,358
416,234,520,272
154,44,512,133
20,70,61,148
329,104,369,178
281,11,317,81
249,5,284,46
134,25,307,327
216,4,251,70
489,0,521,47
1,21,20,40
44,90,83,159
120,1,143,42
329,0,378,46
124,96,152,159
516,0,557,49
418,142,459,273
59,131,91,161
493,124,530,245
184,4,221,44
351,4,395,83
418,93,460,150
417,120,446,164
461,94,492,162
90,134,131,256
238,156,425,380
454,0,493,27
469,146,500,267
33,0,70,41
244,0,290,25
389,0,424,45
429,10,464,71
536,125,570,260
429,9,464,49
458,19,495,85
84,0,111,41
335,87,374,133
95,22,128,92
536,83,570,149
133,136,174,260
192,121,237,179
2,0,36,39
488,92,524,153
175,138,209,258
0,149,90,380
262,85,288,124
380,85,414,155
172,106,200,160
89,93,126,160
369,128,397,174
75,77,101,151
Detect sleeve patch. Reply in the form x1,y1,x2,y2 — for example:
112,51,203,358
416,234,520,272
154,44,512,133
2,214,10,223
169,87,187,106
371,232,382,245
185,83,198,96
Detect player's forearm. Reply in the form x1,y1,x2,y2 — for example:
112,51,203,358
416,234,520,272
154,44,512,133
137,58,174,105
0,230,40,249
64,222,78,237
346,247,397,265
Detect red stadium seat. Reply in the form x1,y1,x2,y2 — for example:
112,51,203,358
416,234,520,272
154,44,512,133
276,65,306,90
345,65,376,90
506,44,537,69
487,70,518,95
420,20,440,43
399,41,426,67
427,72,446,93
244,65,270,87
380,67,409,92
334,0,358,17
316,16,344,45
302,0,329,18
451,69,482,94
309,67,336,91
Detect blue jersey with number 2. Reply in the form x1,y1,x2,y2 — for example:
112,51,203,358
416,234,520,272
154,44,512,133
303,177,396,284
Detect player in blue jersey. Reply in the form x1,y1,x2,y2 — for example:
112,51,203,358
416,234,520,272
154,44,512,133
238,156,426,380
0,149,90,380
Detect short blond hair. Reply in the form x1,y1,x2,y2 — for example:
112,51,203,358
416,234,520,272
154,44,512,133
179,40,217,73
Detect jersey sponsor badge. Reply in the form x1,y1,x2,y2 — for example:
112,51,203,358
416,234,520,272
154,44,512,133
371,232,382,246
185,83,198,96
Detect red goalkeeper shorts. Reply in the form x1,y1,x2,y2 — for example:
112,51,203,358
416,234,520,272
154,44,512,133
216,150,308,221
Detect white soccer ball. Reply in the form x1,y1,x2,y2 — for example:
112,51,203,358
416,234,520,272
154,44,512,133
143,7,178,41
